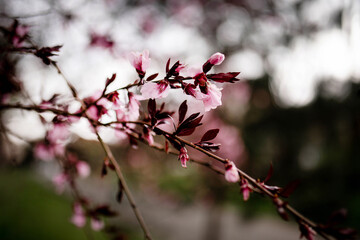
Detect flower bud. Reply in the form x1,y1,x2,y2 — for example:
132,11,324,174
224,161,240,182
208,52,225,65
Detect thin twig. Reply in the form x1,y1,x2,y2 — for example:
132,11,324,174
51,62,153,240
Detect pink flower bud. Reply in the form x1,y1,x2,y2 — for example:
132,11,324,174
76,161,91,178
240,179,252,201
70,203,86,228
208,52,225,65
224,161,240,182
128,50,151,77
179,147,189,168
91,217,104,231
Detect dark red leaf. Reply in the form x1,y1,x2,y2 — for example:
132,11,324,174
176,115,203,136
94,205,117,217
279,180,300,198
165,136,181,151
101,162,107,178
116,180,123,203
178,100,187,124
105,73,116,86
177,126,197,136
263,163,273,183
207,72,240,83
148,99,156,118
181,112,200,126
166,58,171,73
128,135,138,149
146,73,159,81
201,129,219,142
167,61,180,77
328,208,348,226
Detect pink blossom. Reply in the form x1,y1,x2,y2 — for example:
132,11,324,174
143,128,155,145
127,92,140,120
202,83,222,112
70,203,86,228
115,93,140,122
208,52,225,65
52,173,68,194
90,217,104,231
47,123,69,143
194,72,208,86
76,161,91,178
128,50,151,77
89,32,114,50
140,81,170,99
106,91,120,106
224,161,240,183
12,23,29,47
184,84,206,100
240,179,252,201
34,142,55,161
179,147,189,168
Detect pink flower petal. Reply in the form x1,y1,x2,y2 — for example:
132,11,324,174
140,81,170,99
202,83,222,111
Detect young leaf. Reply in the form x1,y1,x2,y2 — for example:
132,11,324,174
201,129,219,142
166,58,171,73
263,163,274,183
94,205,117,217
207,72,240,83
148,99,156,118
146,73,158,81
279,180,300,198
105,73,116,86
178,100,188,124
176,115,203,136
101,162,107,178
116,180,123,203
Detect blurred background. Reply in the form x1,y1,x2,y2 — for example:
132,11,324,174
1,0,360,239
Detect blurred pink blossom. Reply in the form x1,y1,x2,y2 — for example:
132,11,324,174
12,22,29,47
89,32,114,50
70,203,86,228
52,172,68,194
47,123,69,143
90,217,104,231
34,142,55,161
76,161,91,178
127,92,140,121
224,161,240,183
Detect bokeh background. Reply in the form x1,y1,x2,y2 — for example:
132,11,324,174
1,0,360,239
